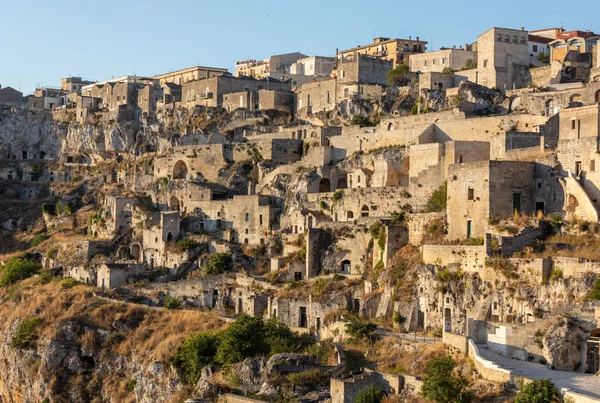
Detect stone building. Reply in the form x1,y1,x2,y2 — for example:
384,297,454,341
182,75,291,109
409,47,476,73
153,66,228,86
221,89,295,114
477,27,531,90
97,263,145,289
142,211,180,268
235,52,306,78
60,77,94,93
337,36,427,67
446,160,537,239
330,369,406,403
290,56,336,76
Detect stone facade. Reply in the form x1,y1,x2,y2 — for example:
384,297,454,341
410,48,476,73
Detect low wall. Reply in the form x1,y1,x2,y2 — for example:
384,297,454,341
443,331,468,354
553,256,600,278
421,244,488,273
467,340,512,383
219,394,265,403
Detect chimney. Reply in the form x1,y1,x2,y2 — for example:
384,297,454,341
409,36,412,40
520,27,525,31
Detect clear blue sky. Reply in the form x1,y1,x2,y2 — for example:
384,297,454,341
1,0,598,95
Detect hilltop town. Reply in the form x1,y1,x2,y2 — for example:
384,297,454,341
2,26,600,403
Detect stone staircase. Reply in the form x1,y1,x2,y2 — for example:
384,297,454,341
229,244,254,272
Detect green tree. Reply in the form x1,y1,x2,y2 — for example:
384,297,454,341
216,315,269,365
354,384,386,403
425,181,447,213
171,331,220,384
387,64,411,86
204,253,233,275
588,278,600,300
11,318,42,349
264,316,299,355
345,315,378,345
536,52,550,64
515,378,558,403
0,257,41,286
422,356,471,403
163,295,182,309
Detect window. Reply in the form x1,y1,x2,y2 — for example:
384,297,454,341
468,187,474,200
533,45,538,52
520,37,526,44
245,213,249,222
341,70,345,78
512,36,517,44
591,160,596,172
423,60,427,67
571,119,576,130
505,35,509,43
432,59,436,65
441,58,446,64
483,59,488,68
496,34,502,42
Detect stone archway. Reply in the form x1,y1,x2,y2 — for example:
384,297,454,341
337,178,348,189
319,178,330,193
173,160,188,179
169,195,180,211
361,205,370,217
131,243,141,261
340,259,351,274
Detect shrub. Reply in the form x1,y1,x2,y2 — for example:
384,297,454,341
345,315,378,345
354,384,386,403
126,379,136,392
515,378,557,403
549,269,563,281
485,257,518,280
351,115,375,127
163,295,182,310
320,201,328,210
421,356,471,403
437,268,462,283
37,271,54,284
30,233,50,248
332,191,343,203
264,317,301,354
287,369,329,390
587,278,600,300
204,253,233,275
216,315,268,365
11,318,42,349
425,181,447,212
172,331,220,384
177,238,199,251
387,64,410,86
390,211,406,225
60,277,79,289
0,257,41,286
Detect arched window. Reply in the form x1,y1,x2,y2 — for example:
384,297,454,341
496,34,501,42
520,37,526,44
319,178,330,193
505,35,510,43
512,36,517,44
361,205,369,217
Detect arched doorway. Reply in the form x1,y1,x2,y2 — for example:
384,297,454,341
337,178,348,189
173,160,188,179
319,178,330,193
361,205,369,217
347,211,354,220
131,244,141,261
340,259,351,274
169,196,180,211
118,246,131,259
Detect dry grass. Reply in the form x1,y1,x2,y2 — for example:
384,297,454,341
516,232,600,260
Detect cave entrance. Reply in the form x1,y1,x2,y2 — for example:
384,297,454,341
586,329,600,373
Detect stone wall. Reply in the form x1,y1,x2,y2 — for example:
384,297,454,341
553,257,600,278
407,212,446,245
443,331,468,353
421,244,488,273
530,65,553,87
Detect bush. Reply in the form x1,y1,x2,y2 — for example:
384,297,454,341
60,277,79,289
387,64,410,86
320,201,328,210
515,378,557,403
332,191,343,203
216,315,269,365
286,369,328,390
354,384,386,403
41,202,56,216
345,315,378,345
37,271,54,284
425,181,447,212
0,257,41,286
163,295,182,310
587,278,600,300
172,331,220,384
204,253,233,275
390,211,406,225
126,379,136,392
351,115,375,127
422,356,471,403
177,238,199,251
30,233,50,248
11,318,42,349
